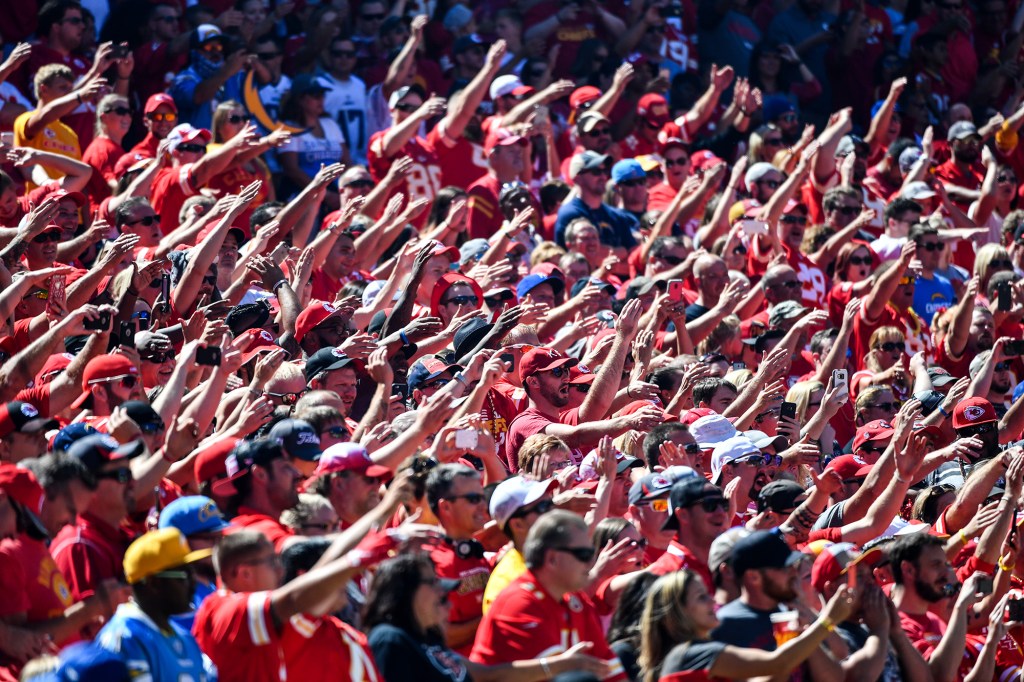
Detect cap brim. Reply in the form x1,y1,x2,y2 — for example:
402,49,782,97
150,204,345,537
184,548,214,564
840,546,882,574
365,464,392,478
783,550,805,567
113,440,146,460
616,457,642,474
13,501,49,539
19,417,59,434
211,470,246,497
439,577,462,592
539,357,579,373
290,446,323,463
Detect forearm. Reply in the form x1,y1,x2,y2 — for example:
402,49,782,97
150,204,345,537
545,417,629,448
928,607,970,682
0,320,69,400
192,68,237,104
56,232,99,266
384,40,419,96
381,114,426,158
683,83,722,134
685,305,730,345
24,94,80,138
352,381,390,443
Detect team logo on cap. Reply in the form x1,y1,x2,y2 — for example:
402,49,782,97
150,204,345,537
197,500,219,522
297,432,320,446
331,348,347,358
650,475,670,489
322,302,336,313
258,330,274,341
20,404,38,418
577,364,592,374
963,406,986,421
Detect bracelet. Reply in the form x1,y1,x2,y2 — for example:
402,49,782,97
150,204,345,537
938,405,950,418
399,330,410,345
817,616,836,633
454,372,469,387
957,529,969,545
539,658,552,677
271,278,289,292
161,448,177,463
999,556,1016,573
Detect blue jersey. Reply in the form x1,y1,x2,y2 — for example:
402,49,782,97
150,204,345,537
97,601,212,682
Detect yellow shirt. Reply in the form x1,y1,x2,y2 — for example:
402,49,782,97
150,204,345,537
482,547,526,614
13,110,81,186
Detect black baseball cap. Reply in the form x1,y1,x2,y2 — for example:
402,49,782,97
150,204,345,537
269,419,323,462
663,478,723,531
122,401,164,434
212,438,287,496
730,529,803,577
756,480,807,513
305,348,355,383
67,434,144,474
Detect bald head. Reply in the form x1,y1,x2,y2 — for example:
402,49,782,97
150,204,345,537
762,265,802,304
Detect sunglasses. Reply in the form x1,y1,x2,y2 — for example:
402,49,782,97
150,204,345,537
646,498,670,512
32,231,62,243
257,51,281,60
689,497,729,513
96,467,132,484
571,384,590,393
999,175,1018,183
125,214,158,227
835,205,861,215
177,143,206,154
664,157,689,167
733,244,748,255
763,138,783,146
848,255,872,266
960,422,996,436
774,280,801,289
781,215,808,225
513,498,554,519
918,241,942,251
858,444,888,455
990,259,1014,269
996,362,1011,371
874,341,902,352
443,295,479,306
139,421,165,435
897,276,915,286
148,112,177,122
657,254,683,265
106,106,131,116
866,402,898,412
201,42,224,53
545,366,568,378
586,127,612,137
345,179,374,189
394,102,419,112
554,546,597,562
264,390,302,405
422,378,450,390
444,493,486,505
618,179,644,188
779,113,798,122
141,351,174,363
227,114,251,124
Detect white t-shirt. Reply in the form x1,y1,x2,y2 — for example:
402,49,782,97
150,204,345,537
870,234,906,262
280,117,347,180
321,72,368,165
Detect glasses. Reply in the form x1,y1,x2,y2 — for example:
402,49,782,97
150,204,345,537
148,112,177,122
138,420,165,434
141,351,174,363
618,179,644,188
733,244,748,255
996,362,1011,371
999,175,1018,183
545,366,567,378
657,254,683,265
227,114,251,124
345,179,374,190
106,106,131,116
758,179,781,189
835,205,861,215
858,444,887,455
897,276,915,286
990,259,1014,269
866,402,898,412
394,102,419,112
586,128,612,137
151,570,191,580
689,497,729,513
257,51,281,60
571,384,590,393
422,378,450,390
645,498,670,512
664,157,689,167
781,215,807,225
91,375,138,390
95,467,133,484
177,143,206,154
32,231,62,243
917,241,942,251
513,498,554,518
444,493,486,505
554,546,597,562
125,214,158,227
264,390,302,405
960,422,997,437
874,341,902,352
754,408,779,422
773,280,801,289
443,295,479,307
324,425,350,439
201,42,223,53
848,255,872,266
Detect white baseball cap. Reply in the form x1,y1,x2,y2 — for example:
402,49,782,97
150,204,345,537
489,476,556,528
490,74,523,100
710,436,760,484
690,414,738,450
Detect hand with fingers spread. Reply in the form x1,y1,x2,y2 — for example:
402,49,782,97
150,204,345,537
338,332,379,360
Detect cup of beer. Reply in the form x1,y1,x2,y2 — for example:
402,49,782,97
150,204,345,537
769,610,801,647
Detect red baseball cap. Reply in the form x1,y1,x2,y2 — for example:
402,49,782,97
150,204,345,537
570,86,601,110
0,463,46,537
238,328,284,363
691,150,724,173
568,363,595,385
43,188,86,207
313,443,391,479
144,93,178,115
811,542,881,593
295,301,343,343
71,355,138,410
35,353,74,386
430,240,460,262
193,437,240,486
484,127,526,155
518,347,578,382
824,454,872,479
681,407,716,426
658,121,690,153
637,93,670,127
852,420,895,453
952,397,998,430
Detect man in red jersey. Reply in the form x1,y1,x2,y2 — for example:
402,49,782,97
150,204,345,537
425,463,491,655
648,476,728,592
471,509,623,679
467,128,527,239
123,94,178,163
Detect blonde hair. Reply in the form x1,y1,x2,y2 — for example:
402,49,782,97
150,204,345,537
639,571,703,682
724,368,753,390
786,380,825,424
696,314,740,356
530,240,566,267
974,243,1012,292
212,100,245,143
34,63,73,100
518,434,569,475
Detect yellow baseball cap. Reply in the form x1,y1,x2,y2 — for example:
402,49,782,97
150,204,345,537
123,528,212,584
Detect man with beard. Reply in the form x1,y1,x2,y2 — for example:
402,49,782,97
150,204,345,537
710,436,768,523
935,121,985,211
890,532,983,682
504,347,663,466
712,530,842,678
310,443,389,532
554,151,638,250
426,464,491,655
649,477,729,591
212,439,301,552
68,355,143,430
910,223,955,326
51,435,144,601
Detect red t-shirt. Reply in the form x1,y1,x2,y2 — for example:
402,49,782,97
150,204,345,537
282,613,381,682
504,406,558,472
367,130,442,225
50,511,130,600
151,164,199,235
480,387,520,470
647,539,714,594
470,569,627,681
428,120,488,192
430,542,492,656
81,136,123,206
193,590,286,682
467,173,504,240
231,506,296,552
0,534,74,626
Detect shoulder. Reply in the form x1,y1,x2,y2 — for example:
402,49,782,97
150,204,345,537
368,623,414,651
663,640,726,674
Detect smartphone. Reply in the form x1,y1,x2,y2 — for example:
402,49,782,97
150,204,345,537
135,310,150,331
47,275,66,315
499,352,515,371
1006,339,1024,357
740,219,769,236
668,279,684,303
195,346,222,367
832,369,849,399
391,382,408,400
119,321,135,349
455,429,478,450
112,43,129,59
975,575,994,596
159,274,171,314
83,311,111,332
1008,599,1024,621
998,282,1013,312
780,401,797,421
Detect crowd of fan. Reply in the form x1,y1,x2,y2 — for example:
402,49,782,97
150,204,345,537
5,0,1024,680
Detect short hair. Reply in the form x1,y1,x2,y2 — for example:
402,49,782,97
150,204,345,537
822,186,861,212
693,378,735,407
425,463,479,515
809,327,839,355
909,222,939,244
280,537,331,584
1004,209,1024,244
280,493,334,531
518,434,569,475
564,218,599,245
888,532,945,584
39,0,81,38
523,510,587,569
988,270,1016,300
213,530,272,577
884,197,922,223
293,404,345,432
179,195,215,226
649,236,684,260
855,384,893,417
34,63,74,100
114,197,152,228
250,202,284,233
643,421,687,469
530,241,566,267
540,180,571,215
29,453,96,493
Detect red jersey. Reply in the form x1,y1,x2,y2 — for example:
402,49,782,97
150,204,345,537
430,542,492,656
899,609,973,681
151,163,200,235
782,244,828,309
470,569,626,681
851,304,931,371
367,130,442,222
132,41,188,105
481,387,521,463
0,534,73,625
282,613,381,682
934,158,984,211
647,539,714,594
932,334,972,379
81,136,122,207
193,590,287,682
50,511,131,601
467,173,504,240
618,132,657,159
428,119,488,191
231,506,296,553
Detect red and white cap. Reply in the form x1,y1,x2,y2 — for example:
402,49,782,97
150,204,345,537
295,300,343,343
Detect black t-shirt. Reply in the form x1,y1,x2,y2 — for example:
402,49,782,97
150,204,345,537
611,638,641,681
685,303,711,322
368,624,472,682
658,640,726,681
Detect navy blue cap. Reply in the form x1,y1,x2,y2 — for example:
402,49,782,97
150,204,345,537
270,418,323,462
305,348,355,383
453,317,491,360
51,423,98,453
291,73,330,97
612,159,646,184
517,273,564,299
158,495,231,535
67,434,144,473
569,276,616,298
408,357,458,392
730,529,803,576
